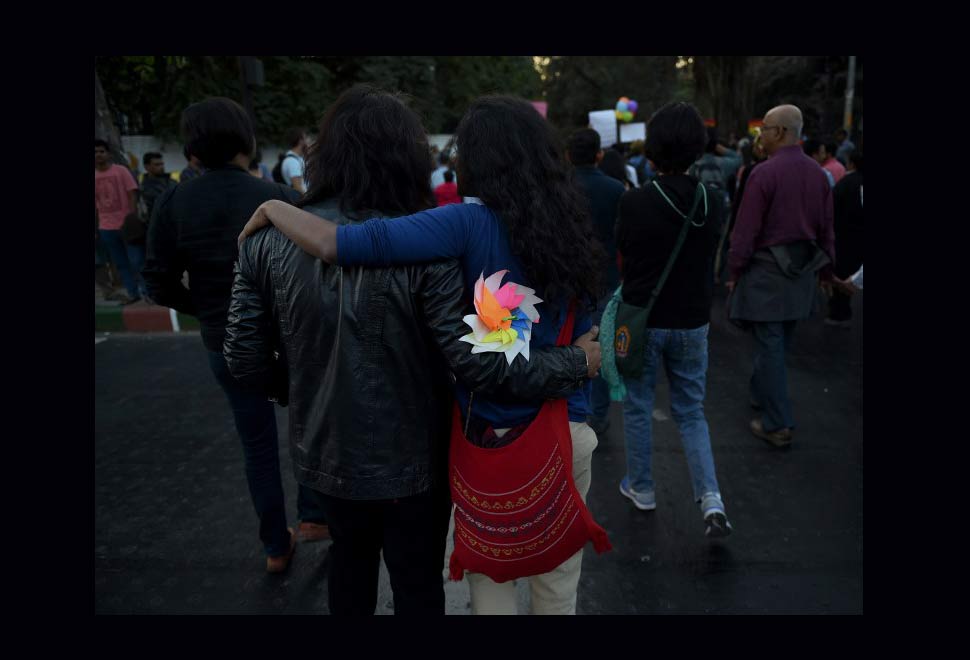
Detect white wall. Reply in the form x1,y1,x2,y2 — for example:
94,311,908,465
121,133,456,176
429,134,454,152
120,135,287,177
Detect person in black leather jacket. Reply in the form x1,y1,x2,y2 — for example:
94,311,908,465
224,85,601,615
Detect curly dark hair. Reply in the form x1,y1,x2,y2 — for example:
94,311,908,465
299,84,435,217
454,96,605,311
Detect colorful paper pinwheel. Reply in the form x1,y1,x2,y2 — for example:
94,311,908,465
460,270,542,364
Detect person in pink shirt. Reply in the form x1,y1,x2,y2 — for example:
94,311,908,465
433,169,462,206
95,139,145,302
821,141,846,183
804,139,846,185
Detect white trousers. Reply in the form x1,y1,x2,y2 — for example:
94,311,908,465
466,421,598,615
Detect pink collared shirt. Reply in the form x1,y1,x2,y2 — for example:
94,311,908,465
822,157,846,184
95,164,138,230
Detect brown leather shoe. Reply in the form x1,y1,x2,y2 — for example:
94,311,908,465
266,528,296,573
750,419,793,448
298,521,331,542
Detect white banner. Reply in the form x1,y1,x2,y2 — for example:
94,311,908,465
619,122,646,143
588,110,617,148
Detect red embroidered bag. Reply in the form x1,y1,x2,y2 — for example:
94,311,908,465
448,303,612,583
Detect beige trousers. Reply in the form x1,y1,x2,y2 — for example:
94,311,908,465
466,421,598,615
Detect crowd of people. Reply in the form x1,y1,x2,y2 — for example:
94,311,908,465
95,85,863,615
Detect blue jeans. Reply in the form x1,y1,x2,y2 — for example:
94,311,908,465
207,351,326,556
750,321,797,432
98,229,147,298
589,294,611,421
621,324,721,502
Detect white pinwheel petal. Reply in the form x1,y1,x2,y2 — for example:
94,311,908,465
519,338,530,362
484,270,509,293
463,337,504,351
519,302,540,323
472,343,504,353
501,339,528,364
462,314,492,341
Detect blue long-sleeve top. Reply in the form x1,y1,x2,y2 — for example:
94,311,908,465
337,202,592,427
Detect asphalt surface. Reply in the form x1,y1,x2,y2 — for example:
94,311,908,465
95,291,862,614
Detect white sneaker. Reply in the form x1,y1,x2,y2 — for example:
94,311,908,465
619,476,656,511
700,492,732,538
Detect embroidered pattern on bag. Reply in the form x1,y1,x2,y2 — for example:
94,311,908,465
455,498,581,561
452,452,564,513
454,479,570,536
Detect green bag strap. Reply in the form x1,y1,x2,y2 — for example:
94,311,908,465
643,182,707,322
599,284,627,401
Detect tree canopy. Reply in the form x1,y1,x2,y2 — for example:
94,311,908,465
96,55,862,147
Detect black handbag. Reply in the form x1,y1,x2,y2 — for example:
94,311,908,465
614,181,707,378
121,211,147,245
122,192,149,245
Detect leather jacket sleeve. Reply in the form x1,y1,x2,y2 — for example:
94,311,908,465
223,230,275,392
417,260,588,400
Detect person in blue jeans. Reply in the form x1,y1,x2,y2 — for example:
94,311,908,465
95,139,147,302
612,102,732,538
207,351,325,557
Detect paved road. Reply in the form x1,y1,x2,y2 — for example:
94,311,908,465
95,291,862,614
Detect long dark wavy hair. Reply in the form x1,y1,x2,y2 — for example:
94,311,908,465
455,96,605,311
299,84,435,217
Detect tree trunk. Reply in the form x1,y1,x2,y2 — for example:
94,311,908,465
95,70,125,165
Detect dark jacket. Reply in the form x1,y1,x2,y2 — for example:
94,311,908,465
143,165,300,352
727,240,830,323
832,170,863,278
140,173,176,222
223,200,588,501
573,166,626,292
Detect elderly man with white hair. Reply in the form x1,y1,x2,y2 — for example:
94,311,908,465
726,105,836,449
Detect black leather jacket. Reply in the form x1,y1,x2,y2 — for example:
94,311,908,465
224,201,588,500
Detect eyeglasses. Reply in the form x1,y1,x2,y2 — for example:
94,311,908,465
761,124,787,134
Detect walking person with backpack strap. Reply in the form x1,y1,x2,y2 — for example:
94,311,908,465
272,128,308,193
601,101,733,538
690,127,741,284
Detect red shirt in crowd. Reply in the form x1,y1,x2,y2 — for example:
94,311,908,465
434,181,462,207
821,157,846,184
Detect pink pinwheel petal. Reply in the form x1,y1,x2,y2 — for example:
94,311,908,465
494,283,526,309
